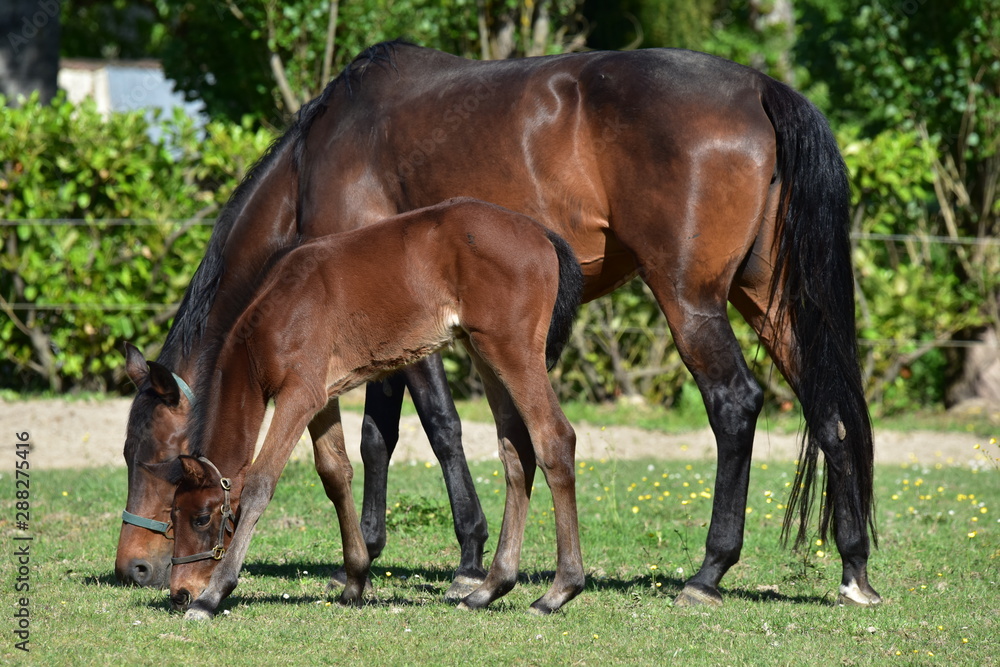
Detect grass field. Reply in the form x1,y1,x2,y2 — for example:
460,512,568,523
2,442,997,665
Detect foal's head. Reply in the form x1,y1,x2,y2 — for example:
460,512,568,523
166,456,237,611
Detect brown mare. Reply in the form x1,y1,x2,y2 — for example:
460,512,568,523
157,198,583,618
123,40,880,610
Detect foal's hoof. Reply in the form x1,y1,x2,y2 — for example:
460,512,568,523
674,584,723,608
836,582,883,607
183,607,214,622
456,588,492,611
444,575,485,602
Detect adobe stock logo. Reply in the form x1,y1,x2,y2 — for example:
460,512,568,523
6,0,60,54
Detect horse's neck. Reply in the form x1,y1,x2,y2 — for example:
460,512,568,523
168,152,301,382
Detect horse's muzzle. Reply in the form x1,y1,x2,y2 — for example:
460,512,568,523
170,588,192,612
116,557,170,589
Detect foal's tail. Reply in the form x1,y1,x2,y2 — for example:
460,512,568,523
542,229,584,370
760,77,876,550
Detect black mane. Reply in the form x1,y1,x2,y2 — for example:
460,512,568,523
157,40,404,370
293,39,403,171
184,245,296,459
156,127,300,366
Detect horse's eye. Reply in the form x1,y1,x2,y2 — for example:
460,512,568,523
193,514,211,528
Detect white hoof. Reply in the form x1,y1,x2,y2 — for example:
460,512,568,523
837,581,883,606
184,607,214,622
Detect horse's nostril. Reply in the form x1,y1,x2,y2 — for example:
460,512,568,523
130,560,151,585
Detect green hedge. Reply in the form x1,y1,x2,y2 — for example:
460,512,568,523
3,95,995,414
0,93,274,391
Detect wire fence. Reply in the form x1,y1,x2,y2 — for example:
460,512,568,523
3,218,997,352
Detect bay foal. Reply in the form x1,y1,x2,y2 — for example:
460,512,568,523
162,198,583,619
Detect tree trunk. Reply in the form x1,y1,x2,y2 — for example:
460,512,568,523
0,0,61,104
947,325,1000,411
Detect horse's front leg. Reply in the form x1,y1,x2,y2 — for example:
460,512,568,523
186,387,325,621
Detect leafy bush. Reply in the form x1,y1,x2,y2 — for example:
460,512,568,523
0,93,274,391
3,92,993,417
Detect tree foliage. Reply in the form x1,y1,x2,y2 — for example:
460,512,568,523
17,0,997,412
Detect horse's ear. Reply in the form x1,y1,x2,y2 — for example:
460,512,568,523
147,361,181,407
141,458,184,484
178,455,215,487
123,342,148,387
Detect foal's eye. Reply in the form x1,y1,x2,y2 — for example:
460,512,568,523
193,514,211,528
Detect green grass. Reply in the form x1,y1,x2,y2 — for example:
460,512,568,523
2,442,998,666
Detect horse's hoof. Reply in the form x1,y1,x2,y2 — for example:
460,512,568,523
836,582,883,607
674,584,723,607
527,603,554,616
183,607,214,622
444,575,485,602
327,567,348,588
456,601,472,612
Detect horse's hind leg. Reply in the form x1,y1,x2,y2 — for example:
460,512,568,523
401,355,488,599
309,398,371,604
730,283,882,606
659,294,763,606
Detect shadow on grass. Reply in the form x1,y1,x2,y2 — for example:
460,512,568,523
83,573,120,587
120,559,825,611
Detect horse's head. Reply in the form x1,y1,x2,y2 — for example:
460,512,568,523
167,455,237,612
114,343,193,588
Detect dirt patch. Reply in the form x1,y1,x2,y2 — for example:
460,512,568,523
3,396,988,470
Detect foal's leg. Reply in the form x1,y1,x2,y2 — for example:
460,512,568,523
185,383,326,620
458,344,583,614
510,381,582,614
457,361,537,611
309,398,371,604
401,356,488,598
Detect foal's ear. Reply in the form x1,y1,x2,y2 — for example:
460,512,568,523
147,361,181,407
123,342,149,387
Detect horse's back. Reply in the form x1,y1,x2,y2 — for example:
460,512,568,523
298,44,778,299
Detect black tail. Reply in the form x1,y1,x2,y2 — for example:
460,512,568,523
760,78,876,550
543,229,584,370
